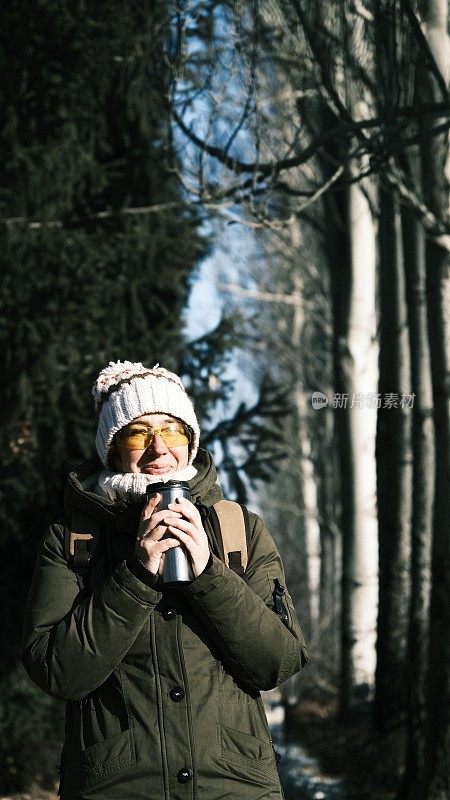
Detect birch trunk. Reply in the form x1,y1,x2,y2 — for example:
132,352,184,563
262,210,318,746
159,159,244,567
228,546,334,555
338,157,379,717
334,3,380,715
294,387,321,642
291,270,321,648
374,188,412,732
401,209,434,800
281,278,320,705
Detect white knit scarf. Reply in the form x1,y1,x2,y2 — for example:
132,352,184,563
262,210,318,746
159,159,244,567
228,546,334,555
96,466,198,502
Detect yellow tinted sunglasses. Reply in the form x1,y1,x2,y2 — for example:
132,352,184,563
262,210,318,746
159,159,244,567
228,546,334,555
116,421,191,451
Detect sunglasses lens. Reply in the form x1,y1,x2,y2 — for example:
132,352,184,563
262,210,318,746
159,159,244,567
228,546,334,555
161,427,190,446
117,422,190,450
123,432,149,449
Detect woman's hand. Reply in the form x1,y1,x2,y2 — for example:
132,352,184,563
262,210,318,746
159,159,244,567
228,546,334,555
135,493,184,576
166,497,211,578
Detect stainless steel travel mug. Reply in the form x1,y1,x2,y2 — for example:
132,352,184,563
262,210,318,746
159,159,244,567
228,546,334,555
146,481,194,585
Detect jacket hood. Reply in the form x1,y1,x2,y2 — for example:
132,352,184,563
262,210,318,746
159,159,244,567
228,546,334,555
64,448,223,534
188,449,223,507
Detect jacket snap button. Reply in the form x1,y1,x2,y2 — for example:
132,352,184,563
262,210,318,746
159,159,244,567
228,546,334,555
177,767,193,784
170,686,185,702
162,607,176,620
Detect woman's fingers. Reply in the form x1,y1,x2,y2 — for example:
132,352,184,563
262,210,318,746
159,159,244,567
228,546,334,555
166,525,210,578
155,537,180,553
167,525,194,548
138,509,182,540
135,536,180,574
166,516,201,542
168,499,205,542
168,497,201,524
166,500,211,577
136,497,210,578
141,493,161,520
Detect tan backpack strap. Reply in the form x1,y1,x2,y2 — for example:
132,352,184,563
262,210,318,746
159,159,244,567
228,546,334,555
69,532,93,555
65,512,100,572
213,499,248,573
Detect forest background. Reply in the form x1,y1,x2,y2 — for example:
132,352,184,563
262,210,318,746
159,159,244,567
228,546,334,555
0,2,449,800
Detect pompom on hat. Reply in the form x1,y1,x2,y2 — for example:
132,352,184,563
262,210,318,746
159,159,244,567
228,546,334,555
92,360,200,467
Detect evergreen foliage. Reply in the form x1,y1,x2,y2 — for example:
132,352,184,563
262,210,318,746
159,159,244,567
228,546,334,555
0,1,207,677
0,665,64,793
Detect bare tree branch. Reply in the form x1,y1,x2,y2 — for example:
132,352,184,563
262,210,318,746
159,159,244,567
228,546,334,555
382,159,450,247
1,201,188,229
400,0,450,101
217,282,301,304
172,101,450,177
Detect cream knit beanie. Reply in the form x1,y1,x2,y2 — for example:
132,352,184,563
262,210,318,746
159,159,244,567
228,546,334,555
92,360,200,467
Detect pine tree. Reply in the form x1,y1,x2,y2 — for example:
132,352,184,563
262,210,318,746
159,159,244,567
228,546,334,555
0,0,206,677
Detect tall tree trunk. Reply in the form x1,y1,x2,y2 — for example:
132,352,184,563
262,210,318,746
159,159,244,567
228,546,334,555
420,3,450,797
335,2,380,715
401,210,434,800
295,386,321,643
338,162,379,718
317,396,340,677
291,270,320,648
374,188,412,732
424,240,450,800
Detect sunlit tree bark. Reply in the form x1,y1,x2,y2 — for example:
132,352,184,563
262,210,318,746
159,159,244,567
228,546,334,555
338,161,379,717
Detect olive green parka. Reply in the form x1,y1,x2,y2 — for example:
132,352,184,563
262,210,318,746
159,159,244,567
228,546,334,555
22,449,308,800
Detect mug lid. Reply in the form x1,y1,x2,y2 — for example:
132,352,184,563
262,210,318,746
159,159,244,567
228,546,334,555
146,480,190,496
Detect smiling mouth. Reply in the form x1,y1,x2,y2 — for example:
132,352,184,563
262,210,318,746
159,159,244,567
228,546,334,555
142,463,172,473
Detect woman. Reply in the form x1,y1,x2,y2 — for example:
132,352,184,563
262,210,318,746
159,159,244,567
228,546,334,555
22,360,308,800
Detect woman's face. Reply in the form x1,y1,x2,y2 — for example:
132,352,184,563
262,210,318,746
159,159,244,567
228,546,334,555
112,413,190,475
